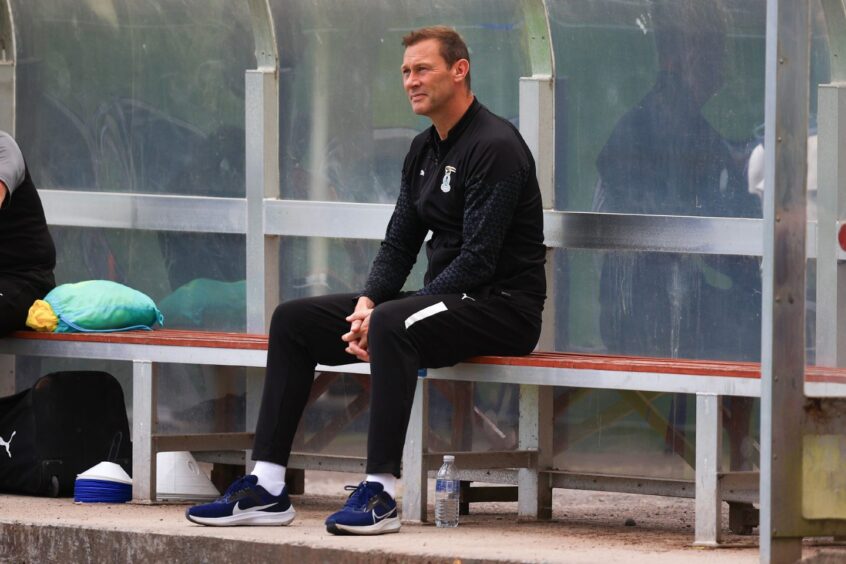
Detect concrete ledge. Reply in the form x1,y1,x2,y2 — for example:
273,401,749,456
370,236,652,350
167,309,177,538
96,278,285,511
0,487,765,563
0,522,497,564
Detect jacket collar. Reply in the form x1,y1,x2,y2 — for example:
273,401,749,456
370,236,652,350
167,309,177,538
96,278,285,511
429,97,481,160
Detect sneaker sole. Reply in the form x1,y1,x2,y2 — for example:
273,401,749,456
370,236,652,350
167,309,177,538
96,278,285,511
326,516,401,535
186,507,296,527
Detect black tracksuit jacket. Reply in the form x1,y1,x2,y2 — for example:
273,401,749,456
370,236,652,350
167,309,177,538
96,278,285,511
362,98,546,309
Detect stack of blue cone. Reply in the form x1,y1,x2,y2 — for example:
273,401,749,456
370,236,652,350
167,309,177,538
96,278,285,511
74,461,132,503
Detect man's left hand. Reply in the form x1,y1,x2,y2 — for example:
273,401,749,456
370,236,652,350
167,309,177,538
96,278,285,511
342,296,374,362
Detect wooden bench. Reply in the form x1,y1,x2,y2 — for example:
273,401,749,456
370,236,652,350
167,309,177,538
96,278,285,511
3,329,845,545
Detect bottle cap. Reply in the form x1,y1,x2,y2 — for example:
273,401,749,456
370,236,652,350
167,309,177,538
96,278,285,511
443,455,455,462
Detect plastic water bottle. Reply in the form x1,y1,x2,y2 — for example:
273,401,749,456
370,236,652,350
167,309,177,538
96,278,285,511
435,454,459,527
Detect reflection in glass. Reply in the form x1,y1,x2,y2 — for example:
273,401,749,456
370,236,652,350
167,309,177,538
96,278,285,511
51,226,246,332
13,0,254,198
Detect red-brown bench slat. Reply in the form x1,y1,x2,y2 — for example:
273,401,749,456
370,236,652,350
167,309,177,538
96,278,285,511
9,330,846,385
8,329,269,350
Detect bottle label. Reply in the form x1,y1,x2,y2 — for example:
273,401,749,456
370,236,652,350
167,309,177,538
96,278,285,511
436,479,459,494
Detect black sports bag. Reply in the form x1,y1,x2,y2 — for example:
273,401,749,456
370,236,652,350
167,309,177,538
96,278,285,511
0,371,131,496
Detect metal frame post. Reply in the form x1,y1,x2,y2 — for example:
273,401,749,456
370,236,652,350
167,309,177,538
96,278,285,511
132,360,157,502
0,0,15,134
518,383,553,519
520,76,557,352
760,0,811,561
0,2,16,395
245,0,279,473
518,74,555,521
815,84,846,368
694,394,723,545
401,378,429,522
245,67,278,471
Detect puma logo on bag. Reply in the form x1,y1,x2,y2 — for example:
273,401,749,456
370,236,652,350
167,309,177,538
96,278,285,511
0,431,16,458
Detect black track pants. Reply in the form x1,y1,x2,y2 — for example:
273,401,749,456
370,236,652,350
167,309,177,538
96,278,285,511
0,275,52,337
252,291,542,477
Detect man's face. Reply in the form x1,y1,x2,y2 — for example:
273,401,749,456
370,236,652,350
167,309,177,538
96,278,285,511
401,38,460,117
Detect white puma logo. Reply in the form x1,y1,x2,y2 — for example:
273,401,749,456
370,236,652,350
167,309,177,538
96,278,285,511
461,293,475,301
0,431,16,458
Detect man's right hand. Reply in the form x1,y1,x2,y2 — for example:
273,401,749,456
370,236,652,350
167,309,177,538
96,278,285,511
342,296,375,362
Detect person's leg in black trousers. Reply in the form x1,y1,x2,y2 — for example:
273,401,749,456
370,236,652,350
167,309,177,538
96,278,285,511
0,275,49,337
188,290,541,530
252,293,359,464
253,290,541,476
364,291,542,477
186,293,360,527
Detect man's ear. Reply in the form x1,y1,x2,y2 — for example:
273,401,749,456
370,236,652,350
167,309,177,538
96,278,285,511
452,59,470,83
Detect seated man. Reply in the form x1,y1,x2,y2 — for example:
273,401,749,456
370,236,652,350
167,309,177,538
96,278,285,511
186,26,547,534
0,131,56,336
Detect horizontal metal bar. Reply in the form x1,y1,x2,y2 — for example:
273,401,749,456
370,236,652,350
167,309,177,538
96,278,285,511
263,199,393,240
424,450,537,471
437,466,754,504
192,451,247,465
9,335,843,399
287,453,367,473
189,451,369,474
719,471,759,504
428,468,519,484
0,338,372,375
154,432,252,452
39,189,824,257
40,190,245,233
805,381,846,397
0,337,268,367
427,364,763,397
0,338,265,367
548,211,817,258
546,470,695,499
463,485,518,503
189,451,367,474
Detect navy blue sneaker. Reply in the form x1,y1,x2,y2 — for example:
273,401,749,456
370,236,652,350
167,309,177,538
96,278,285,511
185,475,295,526
325,481,400,535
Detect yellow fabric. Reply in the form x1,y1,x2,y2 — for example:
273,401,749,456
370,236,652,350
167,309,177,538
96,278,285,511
26,299,58,332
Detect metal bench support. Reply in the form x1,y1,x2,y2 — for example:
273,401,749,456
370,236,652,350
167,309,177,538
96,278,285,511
132,360,157,502
518,384,553,519
401,378,429,522
694,393,723,545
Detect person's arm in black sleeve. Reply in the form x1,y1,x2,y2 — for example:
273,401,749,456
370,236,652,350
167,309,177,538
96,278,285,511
0,131,26,209
418,140,527,296
361,176,428,304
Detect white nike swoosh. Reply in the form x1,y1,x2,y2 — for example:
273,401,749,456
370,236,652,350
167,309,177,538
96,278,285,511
373,507,396,523
232,501,277,515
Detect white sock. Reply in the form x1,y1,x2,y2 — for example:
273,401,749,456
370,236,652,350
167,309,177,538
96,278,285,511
251,461,286,496
366,473,397,498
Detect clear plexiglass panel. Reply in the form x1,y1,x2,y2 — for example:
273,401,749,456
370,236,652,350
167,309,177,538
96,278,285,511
548,0,828,216
13,0,254,197
51,226,246,332
271,0,532,202
557,248,775,362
